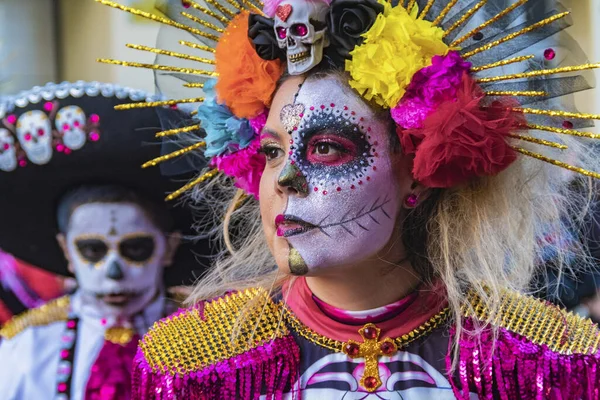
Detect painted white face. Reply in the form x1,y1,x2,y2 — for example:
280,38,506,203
15,110,53,165
0,128,17,172
275,77,401,274
55,105,87,150
273,0,330,75
65,202,168,317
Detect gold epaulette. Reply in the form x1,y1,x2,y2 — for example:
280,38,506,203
140,288,288,374
0,296,70,340
464,288,600,355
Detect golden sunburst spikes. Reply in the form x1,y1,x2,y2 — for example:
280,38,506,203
240,0,265,15
166,169,220,201
526,123,600,140
462,12,570,59
406,0,417,12
443,0,487,38
142,141,206,168
181,12,225,34
126,44,216,65
203,0,236,18
98,59,218,77
508,134,567,149
179,41,216,54
184,1,230,24
432,0,460,26
476,63,600,83
156,124,202,138
184,82,206,88
115,98,205,111
418,0,436,19
95,0,219,42
451,0,530,47
471,55,535,72
485,91,547,97
513,108,600,121
513,147,600,179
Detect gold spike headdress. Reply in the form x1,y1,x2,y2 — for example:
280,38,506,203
97,0,600,199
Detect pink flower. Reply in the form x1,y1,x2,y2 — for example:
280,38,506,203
211,139,266,198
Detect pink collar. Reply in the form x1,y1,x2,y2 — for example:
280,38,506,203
284,277,447,343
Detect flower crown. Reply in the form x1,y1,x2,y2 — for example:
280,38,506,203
97,0,600,200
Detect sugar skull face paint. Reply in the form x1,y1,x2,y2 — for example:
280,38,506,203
262,76,403,274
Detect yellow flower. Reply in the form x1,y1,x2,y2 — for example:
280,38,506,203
346,2,449,108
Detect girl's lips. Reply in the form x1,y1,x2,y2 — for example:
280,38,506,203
275,214,316,237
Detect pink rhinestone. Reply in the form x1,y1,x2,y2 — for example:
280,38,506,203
73,120,80,128
2,143,9,150
299,113,304,118
56,144,65,152
322,191,327,195
313,187,318,192
170,104,178,110
60,350,69,359
563,120,574,129
57,383,67,392
18,159,27,167
290,160,295,165
61,335,71,343
101,318,107,326
336,187,342,192
62,123,70,131
43,102,53,112
89,132,100,142
58,365,71,375
310,106,315,110
405,194,418,207
6,115,16,125
66,320,76,329
24,133,32,141
37,128,45,137
330,103,335,107
544,48,556,61
64,148,72,155
295,24,308,37
90,114,100,124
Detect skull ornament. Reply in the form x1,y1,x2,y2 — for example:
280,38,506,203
273,0,330,75
0,129,17,172
16,110,53,165
56,105,87,150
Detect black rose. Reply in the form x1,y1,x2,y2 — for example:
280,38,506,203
327,0,384,61
248,14,283,61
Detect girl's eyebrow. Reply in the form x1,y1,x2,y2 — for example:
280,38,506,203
260,128,281,140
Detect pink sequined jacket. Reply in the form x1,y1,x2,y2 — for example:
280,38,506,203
132,287,600,399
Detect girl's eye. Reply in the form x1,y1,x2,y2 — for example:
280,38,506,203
260,145,284,161
307,136,356,166
315,142,335,155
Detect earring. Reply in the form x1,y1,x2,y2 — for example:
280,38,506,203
404,193,419,208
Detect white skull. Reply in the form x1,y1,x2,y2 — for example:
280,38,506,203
56,105,87,150
273,0,330,75
0,129,17,172
16,111,53,165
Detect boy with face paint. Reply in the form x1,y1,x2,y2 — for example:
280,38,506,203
96,0,600,399
0,81,209,400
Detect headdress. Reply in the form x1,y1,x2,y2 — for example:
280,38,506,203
95,0,600,198
0,81,210,286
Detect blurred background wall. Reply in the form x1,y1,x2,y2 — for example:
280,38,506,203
0,0,598,113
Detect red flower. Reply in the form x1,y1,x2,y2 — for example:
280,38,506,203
399,73,524,188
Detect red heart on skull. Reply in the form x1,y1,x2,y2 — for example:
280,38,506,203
276,4,293,22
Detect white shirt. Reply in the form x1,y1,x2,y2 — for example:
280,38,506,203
0,290,165,400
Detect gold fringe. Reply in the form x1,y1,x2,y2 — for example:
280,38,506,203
184,82,206,88
186,1,230,24
0,297,70,340
513,108,600,120
432,0,460,26
508,134,567,149
418,0,436,19
97,59,218,77
513,147,600,179
485,90,547,97
142,141,206,169
443,0,487,37
471,55,534,72
526,123,600,140
156,124,202,138
181,12,225,33
115,98,205,110
179,40,216,54
204,0,235,19
166,169,220,201
462,12,570,59
95,0,219,41
477,63,600,83
125,44,215,65
451,0,530,46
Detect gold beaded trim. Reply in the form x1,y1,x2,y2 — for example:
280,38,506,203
139,288,289,374
0,296,70,340
105,326,136,346
463,289,600,355
280,303,451,353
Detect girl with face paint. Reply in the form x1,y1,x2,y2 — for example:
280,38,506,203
98,0,600,398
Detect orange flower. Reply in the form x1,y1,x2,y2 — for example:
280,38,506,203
215,12,284,119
